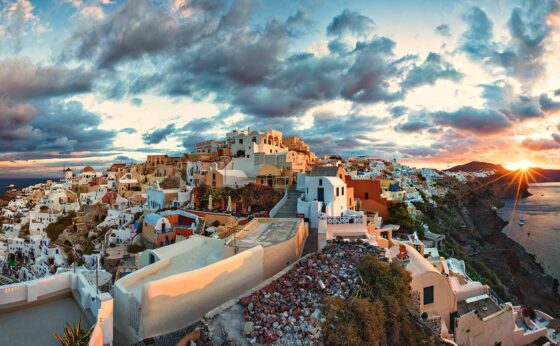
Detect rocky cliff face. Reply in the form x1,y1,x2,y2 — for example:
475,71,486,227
421,176,560,316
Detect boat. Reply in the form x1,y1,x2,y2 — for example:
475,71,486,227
519,217,526,226
7,184,14,188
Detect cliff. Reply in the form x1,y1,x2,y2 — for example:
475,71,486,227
420,176,560,316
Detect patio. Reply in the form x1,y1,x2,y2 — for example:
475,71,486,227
0,294,92,346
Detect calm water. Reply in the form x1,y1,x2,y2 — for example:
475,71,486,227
0,178,51,197
498,182,560,281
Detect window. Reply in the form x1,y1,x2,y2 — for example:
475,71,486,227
336,187,339,196
423,286,434,305
342,187,345,195
365,192,369,200
239,139,243,144
319,179,322,186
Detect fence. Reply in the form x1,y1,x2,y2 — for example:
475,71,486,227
325,215,363,224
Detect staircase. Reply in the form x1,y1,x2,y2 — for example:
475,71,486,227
274,186,301,218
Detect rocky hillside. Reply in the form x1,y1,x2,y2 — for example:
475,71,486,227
446,161,509,174
421,175,560,316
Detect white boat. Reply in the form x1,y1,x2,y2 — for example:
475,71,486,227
7,184,14,188
519,217,526,226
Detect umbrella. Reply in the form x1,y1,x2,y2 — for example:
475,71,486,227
226,196,231,213
208,194,213,210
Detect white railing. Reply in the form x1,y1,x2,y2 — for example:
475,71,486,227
269,188,288,218
325,215,363,224
0,271,114,346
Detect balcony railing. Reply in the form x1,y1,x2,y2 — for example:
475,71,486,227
325,216,363,224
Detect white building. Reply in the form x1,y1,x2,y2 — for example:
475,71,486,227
230,129,287,159
29,208,62,236
297,176,348,228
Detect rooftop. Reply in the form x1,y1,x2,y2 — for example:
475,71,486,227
125,236,224,300
457,294,502,319
226,218,302,248
0,294,92,346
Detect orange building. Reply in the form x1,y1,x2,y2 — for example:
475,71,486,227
345,176,389,219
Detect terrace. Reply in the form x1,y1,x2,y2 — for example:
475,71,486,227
0,294,91,346
457,294,502,319
0,270,113,346
225,218,301,249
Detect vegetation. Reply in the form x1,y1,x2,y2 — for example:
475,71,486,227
386,203,425,238
441,242,507,299
46,212,75,241
127,244,143,254
322,255,435,346
192,183,281,212
52,318,92,346
81,241,95,255
66,252,85,266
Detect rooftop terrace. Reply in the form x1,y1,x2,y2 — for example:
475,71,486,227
457,294,502,319
226,218,301,248
0,294,92,346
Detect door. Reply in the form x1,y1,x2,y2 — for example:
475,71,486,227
317,187,324,202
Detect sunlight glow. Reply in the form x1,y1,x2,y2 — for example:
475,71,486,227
504,161,534,171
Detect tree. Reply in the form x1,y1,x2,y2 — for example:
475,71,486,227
322,255,434,346
52,318,92,346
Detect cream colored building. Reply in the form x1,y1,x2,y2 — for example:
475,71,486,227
114,218,307,344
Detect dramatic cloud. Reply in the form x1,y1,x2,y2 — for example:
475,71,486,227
0,59,94,99
394,120,431,133
402,52,463,89
460,6,494,61
0,0,43,52
326,9,374,36
0,100,116,157
509,96,545,120
66,0,224,68
0,97,37,140
389,105,407,118
460,2,560,82
435,24,451,37
401,145,440,157
432,107,512,134
120,128,137,134
142,124,176,145
539,94,560,113
521,137,560,151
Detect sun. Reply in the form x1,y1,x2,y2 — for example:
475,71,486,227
505,161,534,171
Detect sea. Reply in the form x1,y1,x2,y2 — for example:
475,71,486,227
498,182,560,282
0,177,52,197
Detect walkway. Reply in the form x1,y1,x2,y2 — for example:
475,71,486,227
273,186,300,218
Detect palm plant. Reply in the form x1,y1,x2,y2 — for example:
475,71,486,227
52,318,93,346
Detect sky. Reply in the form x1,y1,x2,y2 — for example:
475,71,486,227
1,0,560,177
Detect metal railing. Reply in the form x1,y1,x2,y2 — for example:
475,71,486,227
128,296,141,332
